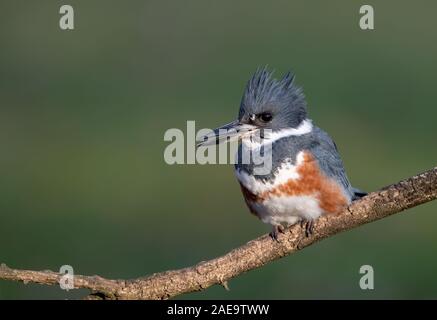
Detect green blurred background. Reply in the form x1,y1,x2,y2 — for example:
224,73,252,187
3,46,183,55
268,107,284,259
0,0,436,299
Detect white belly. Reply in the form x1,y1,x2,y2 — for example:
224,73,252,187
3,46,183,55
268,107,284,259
235,151,324,227
249,194,323,226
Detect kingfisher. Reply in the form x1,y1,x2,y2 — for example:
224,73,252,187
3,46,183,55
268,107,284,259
198,68,366,240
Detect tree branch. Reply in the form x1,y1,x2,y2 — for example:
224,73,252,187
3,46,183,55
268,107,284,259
1,167,436,299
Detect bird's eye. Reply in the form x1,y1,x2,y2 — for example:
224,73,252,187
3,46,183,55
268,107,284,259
259,112,273,123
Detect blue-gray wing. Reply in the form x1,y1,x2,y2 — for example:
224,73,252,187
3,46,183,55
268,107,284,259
308,127,355,199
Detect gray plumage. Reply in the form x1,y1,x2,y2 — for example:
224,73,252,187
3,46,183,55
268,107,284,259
239,67,307,129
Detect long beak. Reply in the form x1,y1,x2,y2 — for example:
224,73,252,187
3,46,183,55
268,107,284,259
197,120,258,147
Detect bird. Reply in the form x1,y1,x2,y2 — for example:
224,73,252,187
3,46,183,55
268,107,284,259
198,67,366,240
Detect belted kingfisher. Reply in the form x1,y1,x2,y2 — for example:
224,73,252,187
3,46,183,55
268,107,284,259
199,68,366,240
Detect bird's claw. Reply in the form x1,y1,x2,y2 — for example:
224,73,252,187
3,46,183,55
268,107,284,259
270,225,285,241
302,220,314,237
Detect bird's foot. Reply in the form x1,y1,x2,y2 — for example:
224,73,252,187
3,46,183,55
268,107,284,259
300,220,314,237
270,225,285,241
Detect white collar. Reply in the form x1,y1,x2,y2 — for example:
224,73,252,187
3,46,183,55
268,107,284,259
241,119,313,148
266,119,313,143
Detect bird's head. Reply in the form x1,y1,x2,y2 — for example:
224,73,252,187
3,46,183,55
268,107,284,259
198,67,308,146
238,67,307,131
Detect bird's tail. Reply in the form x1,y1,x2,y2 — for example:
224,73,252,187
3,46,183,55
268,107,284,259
351,187,367,201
